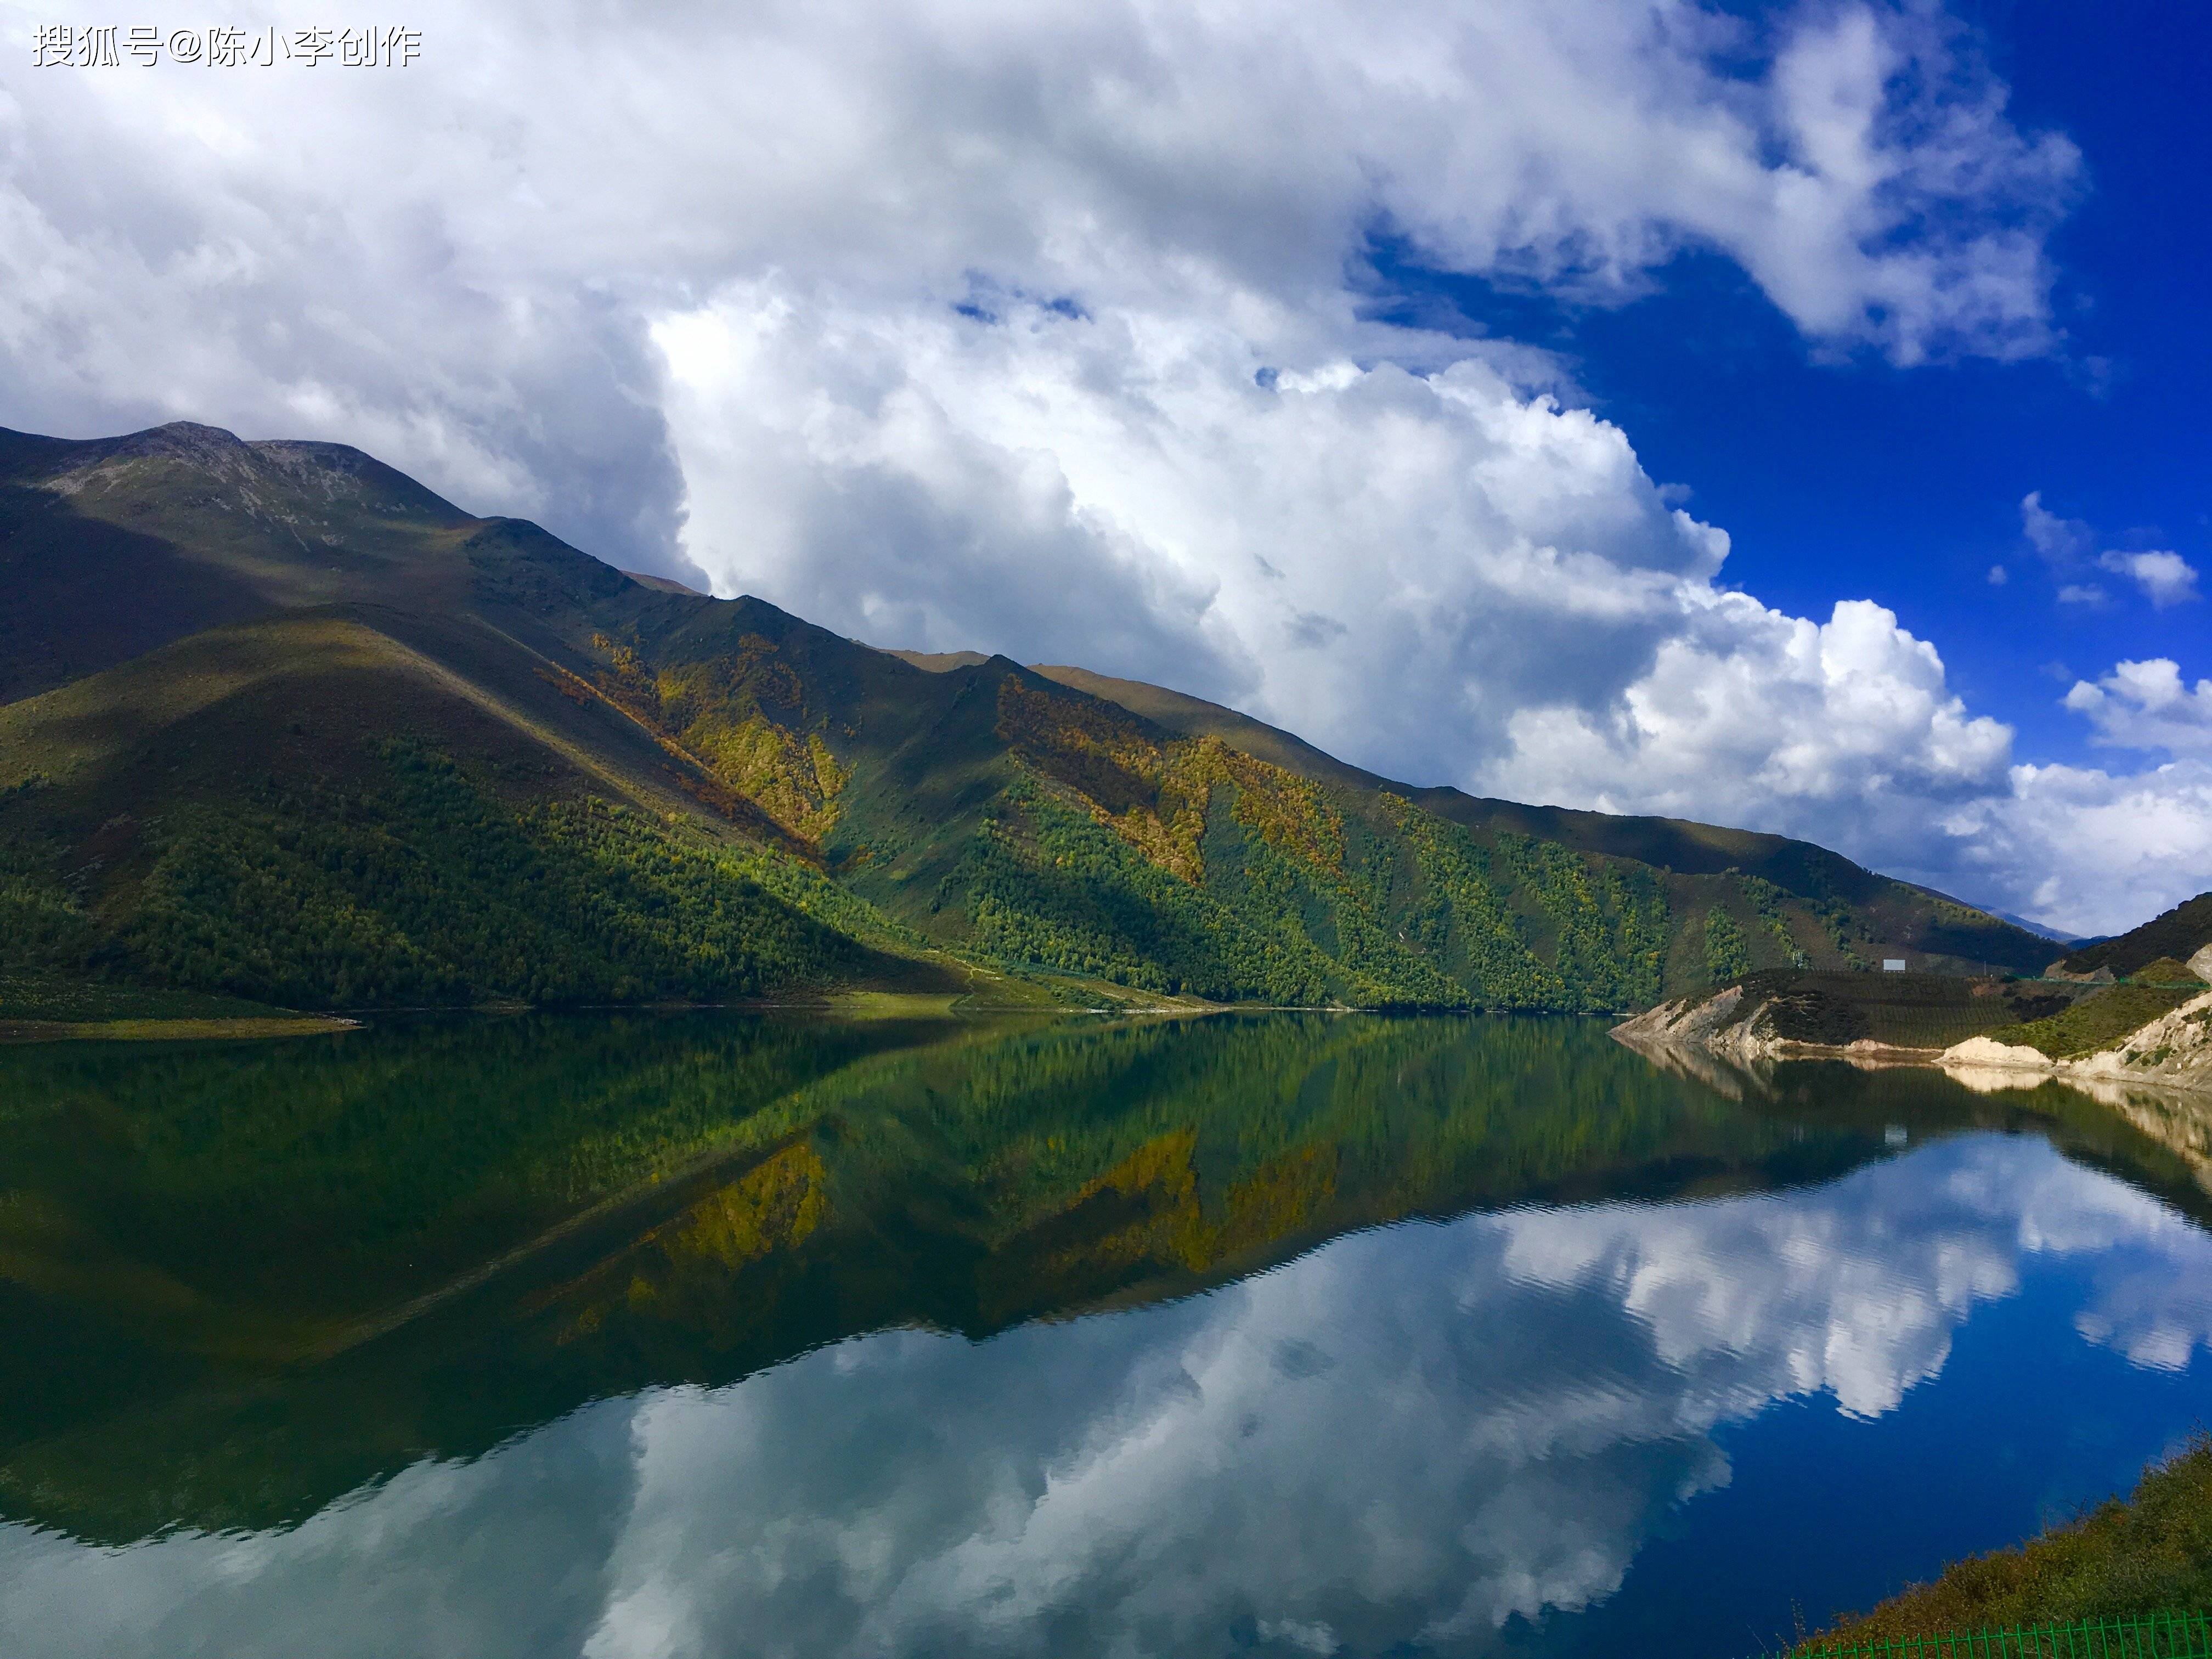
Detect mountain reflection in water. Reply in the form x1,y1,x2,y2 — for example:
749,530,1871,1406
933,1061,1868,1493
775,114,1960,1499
2,1012,2209,1659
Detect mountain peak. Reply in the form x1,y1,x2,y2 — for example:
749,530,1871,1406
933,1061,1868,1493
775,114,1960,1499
126,420,249,453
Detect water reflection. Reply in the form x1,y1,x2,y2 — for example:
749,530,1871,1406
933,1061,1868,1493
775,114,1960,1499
2,1014,2209,1658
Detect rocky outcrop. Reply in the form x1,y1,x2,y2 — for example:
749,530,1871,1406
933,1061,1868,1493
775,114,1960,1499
1942,1035,2061,1073
1611,985,1753,1051
1941,988,2212,1097
1618,973,2212,1100
1611,982,1949,1066
2041,962,2116,984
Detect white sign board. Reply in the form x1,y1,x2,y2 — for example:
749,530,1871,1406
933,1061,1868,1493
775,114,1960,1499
1881,959,1906,972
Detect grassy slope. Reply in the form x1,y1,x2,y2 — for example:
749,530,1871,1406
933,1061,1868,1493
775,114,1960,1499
573,614,1681,1008
878,657,2050,1000
1804,1440,2212,1646
0,419,2062,1014
0,421,476,704
0,979,298,1022
2005,981,2205,1058
1027,664,2055,978
0,616,956,1012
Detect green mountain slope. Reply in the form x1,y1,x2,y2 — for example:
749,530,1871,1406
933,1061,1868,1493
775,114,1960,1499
0,615,949,1009
0,420,2058,1014
2057,890,2212,978
1027,662,2032,950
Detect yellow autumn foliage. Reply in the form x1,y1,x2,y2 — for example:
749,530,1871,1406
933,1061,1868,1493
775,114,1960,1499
994,680,1344,885
588,633,849,843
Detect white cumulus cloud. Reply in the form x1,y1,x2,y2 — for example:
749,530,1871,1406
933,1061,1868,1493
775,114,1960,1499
1482,595,2013,851
7,0,2204,933
0,0,2081,561
2064,661,2212,756
1944,759,2212,940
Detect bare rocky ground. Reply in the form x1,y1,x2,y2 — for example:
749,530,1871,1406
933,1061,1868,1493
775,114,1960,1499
1615,943,2212,1094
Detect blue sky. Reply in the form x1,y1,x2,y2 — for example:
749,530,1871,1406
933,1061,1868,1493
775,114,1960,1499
4,0,2207,932
1376,0,2210,774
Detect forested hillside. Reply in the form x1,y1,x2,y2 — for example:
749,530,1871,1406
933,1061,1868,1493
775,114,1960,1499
0,421,2059,1015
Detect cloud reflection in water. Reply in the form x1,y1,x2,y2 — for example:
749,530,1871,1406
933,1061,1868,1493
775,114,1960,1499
4,1133,2210,1659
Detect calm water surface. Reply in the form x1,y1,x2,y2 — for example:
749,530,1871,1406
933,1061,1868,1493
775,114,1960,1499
1,1012,2208,1658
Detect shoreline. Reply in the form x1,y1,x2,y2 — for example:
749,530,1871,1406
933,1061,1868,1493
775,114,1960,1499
0,991,1540,1045
1614,983,2212,1100
1612,1030,2212,1101
0,1013,361,1045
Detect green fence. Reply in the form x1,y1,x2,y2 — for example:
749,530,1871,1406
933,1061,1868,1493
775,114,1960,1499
1791,1612,2211,1659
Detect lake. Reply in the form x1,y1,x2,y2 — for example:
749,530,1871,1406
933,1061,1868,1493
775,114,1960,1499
1,1011,2208,1658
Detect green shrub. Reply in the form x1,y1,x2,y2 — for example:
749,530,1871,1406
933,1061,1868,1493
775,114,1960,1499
1705,907,1752,984
2006,983,2199,1058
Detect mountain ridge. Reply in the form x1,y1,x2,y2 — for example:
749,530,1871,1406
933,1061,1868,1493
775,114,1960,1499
0,420,2062,1016
1018,661,1934,903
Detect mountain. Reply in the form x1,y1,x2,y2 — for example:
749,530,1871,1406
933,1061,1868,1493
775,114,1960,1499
1985,906,2090,946
0,421,2061,1017
2055,891,2212,980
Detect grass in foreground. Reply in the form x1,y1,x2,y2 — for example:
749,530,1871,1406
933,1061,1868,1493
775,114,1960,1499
2130,957,2211,989
1801,1438,2212,1650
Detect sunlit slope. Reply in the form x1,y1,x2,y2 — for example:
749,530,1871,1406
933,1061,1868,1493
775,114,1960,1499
0,419,2057,1011
1030,662,2045,964
526,592,2055,1004
0,613,951,1009
0,421,478,703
